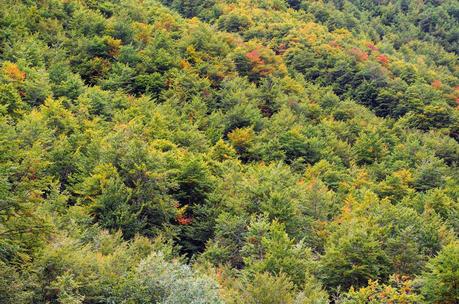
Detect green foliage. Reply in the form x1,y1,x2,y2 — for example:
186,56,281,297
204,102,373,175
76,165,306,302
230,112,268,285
419,242,459,303
0,261,32,304
0,0,458,302
338,275,423,304
121,252,223,303
243,272,296,304
241,216,316,286
321,222,391,290
0,83,24,117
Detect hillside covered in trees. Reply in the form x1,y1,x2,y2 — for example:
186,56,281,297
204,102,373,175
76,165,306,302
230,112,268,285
0,0,458,303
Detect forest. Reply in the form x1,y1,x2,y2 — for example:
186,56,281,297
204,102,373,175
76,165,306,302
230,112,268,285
0,0,458,303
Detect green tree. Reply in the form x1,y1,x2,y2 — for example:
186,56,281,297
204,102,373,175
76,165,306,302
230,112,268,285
419,242,459,303
0,83,24,118
320,221,391,291
242,216,316,286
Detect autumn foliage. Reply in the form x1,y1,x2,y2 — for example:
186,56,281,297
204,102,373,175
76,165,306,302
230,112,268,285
3,62,26,81
376,54,389,65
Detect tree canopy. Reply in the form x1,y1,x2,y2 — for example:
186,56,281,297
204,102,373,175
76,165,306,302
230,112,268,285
0,0,458,303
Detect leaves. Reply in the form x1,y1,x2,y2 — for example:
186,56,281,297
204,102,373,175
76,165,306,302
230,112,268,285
0,0,457,303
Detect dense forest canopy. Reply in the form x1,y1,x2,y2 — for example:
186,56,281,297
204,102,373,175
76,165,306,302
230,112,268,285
0,0,458,303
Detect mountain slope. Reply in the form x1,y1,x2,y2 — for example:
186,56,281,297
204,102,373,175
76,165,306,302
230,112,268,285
0,0,458,303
